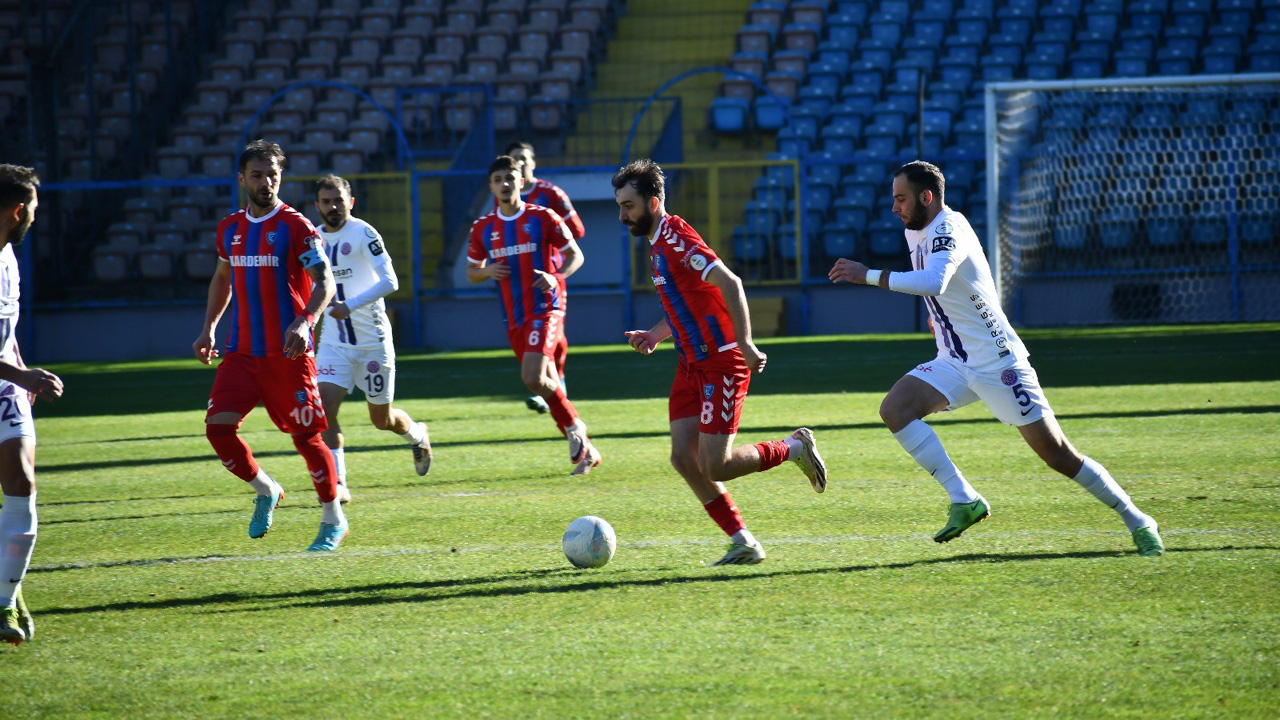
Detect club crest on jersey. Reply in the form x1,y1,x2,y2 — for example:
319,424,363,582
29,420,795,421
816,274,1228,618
532,319,544,329
1001,369,1018,386
366,361,380,373
703,383,714,400
266,231,277,246
295,390,308,404
341,242,352,255
932,236,956,253
936,221,953,234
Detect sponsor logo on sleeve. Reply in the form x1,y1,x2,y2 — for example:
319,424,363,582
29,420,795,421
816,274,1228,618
364,226,379,239
306,233,324,250
931,235,957,253
688,253,708,271
368,239,385,256
936,220,953,234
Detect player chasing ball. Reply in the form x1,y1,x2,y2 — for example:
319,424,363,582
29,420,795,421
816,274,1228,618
313,175,432,503
616,159,827,566
468,155,602,475
193,140,348,552
0,165,63,646
828,161,1164,557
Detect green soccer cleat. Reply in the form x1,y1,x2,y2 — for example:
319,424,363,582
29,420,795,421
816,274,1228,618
1,606,24,646
1132,525,1165,557
248,486,284,539
712,540,766,566
934,497,991,543
14,585,32,642
307,521,349,552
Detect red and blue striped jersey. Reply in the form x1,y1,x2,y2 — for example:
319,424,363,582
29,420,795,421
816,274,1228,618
216,203,324,357
648,215,737,363
467,204,573,331
492,178,585,240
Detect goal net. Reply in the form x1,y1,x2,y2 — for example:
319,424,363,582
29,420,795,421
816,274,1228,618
985,73,1280,326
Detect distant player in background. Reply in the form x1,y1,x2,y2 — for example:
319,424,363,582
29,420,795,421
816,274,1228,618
616,159,826,566
468,155,601,475
192,140,348,552
0,165,63,646
828,160,1164,556
313,175,432,503
500,141,584,415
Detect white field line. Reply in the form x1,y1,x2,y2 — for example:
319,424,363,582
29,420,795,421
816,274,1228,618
29,526,1277,573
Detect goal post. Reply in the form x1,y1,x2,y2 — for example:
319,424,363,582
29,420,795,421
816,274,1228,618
984,73,1280,326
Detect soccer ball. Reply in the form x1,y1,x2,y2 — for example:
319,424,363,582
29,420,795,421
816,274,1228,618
562,515,616,568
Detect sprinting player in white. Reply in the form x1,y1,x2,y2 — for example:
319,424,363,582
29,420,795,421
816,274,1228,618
313,175,431,502
0,165,64,646
828,161,1164,556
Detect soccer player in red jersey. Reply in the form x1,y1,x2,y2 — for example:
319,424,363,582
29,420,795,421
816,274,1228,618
192,140,347,551
499,142,582,414
467,155,601,475
617,159,827,566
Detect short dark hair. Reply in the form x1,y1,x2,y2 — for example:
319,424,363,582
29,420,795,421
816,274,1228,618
488,155,520,176
0,164,39,209
504,141,534,157
894,161,945,203
315,174,351,199
612,159,665,203
238,139,286,173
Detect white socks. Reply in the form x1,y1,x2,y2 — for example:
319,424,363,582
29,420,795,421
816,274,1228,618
248,470,278,497
730,528,757,547
330,448,347,483
783,436,803,459
321,500,346,526
893,420,980,504
398,421,426,447
0,493,37,608
1073,456,1152,532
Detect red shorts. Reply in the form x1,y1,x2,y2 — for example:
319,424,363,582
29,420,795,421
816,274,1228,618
507,311,565,359
207,352,328,434
669,349,751,435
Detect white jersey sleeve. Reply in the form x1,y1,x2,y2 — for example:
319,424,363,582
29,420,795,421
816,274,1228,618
900,207,1027,370
0,245,19,364
322,217,396,348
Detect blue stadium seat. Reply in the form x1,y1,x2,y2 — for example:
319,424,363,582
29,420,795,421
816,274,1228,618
754,177,789,210
821,124,859,155
806,63,844,97
808,158,843,186
1146,207,1184,248
710,97,750,133
748,1,787,28
765,71,804,100
917,0,956,21
939,63,975,87
869,227,902,259
744,201,782,235
792,0,829,25
777,126,812,156
832,198,870,231
796,86,833,114
820,223,858,260
753,96,790,131
1115,55,1150,76
732,226,769,262
730,51,770,81
826,107,865,135
1202,49,1239,74
1240,213,1276,246
905,19,946,48
765,152,797,188
737,24,776,54
867,22,903,47
1054,223,1089,251
780,23,822,53
789,106,823,138
840,182,878,210
826,14,862,47
1191,202,1230,247
1026,60,1061,79
776,223,800,261
874,0,911,23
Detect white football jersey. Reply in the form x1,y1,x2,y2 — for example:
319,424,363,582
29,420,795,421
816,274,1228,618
321,216,394,347
903,206,1027,371
0,244,20,364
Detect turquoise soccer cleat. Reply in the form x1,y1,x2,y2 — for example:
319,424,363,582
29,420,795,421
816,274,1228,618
934,497,991,543
307,521,349,552
248,486,284,539
1132,525,1165,557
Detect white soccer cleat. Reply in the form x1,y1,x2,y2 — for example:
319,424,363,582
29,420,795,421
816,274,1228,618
335,481,352,505
790,427,827,493
712,538,766,566
566,422,588,464
412,422,432,476
570,443,602,476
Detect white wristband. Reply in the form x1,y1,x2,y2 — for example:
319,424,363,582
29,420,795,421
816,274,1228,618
864,269,882,286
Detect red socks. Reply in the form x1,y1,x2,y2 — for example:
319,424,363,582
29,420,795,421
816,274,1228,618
206,423,259,482
703,493,745,536
293,432,339,503
545,387,579,433
754,440,789,472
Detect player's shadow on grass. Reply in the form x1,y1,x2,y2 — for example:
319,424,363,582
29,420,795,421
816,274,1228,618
33,545,1277,618
37,403,1280,474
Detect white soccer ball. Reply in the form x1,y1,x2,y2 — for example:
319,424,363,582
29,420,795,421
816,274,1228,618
562,515,616,568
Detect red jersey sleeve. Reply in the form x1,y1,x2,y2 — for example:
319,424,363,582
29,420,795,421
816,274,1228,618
467,218,488,264
215,215,234,261
540,208,574,250
545,183,585,240
661,220,720,282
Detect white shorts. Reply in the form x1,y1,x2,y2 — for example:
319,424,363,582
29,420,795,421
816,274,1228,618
0,382,36,442
908,355,1053,427
315,340,396,404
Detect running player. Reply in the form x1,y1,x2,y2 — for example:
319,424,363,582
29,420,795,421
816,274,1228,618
0,165,63,646
828,160,1164,556
616,159,826,566
500,142,583,414
192,140,347,552
313,175,432,502
467,155,601,475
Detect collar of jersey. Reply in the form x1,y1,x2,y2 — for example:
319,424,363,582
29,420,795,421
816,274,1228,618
906,205,952,242
497,205,526,222
647,215,669,246
244,202,283,224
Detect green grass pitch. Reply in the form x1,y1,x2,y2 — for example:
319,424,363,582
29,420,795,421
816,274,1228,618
5,324,1279,717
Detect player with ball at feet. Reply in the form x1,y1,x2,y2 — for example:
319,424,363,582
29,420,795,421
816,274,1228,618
828,160,1164,556
617,159,827,566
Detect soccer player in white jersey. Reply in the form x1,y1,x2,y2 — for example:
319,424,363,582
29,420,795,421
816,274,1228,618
828,161,1164,557
0,165,64,646
313,175,432,502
